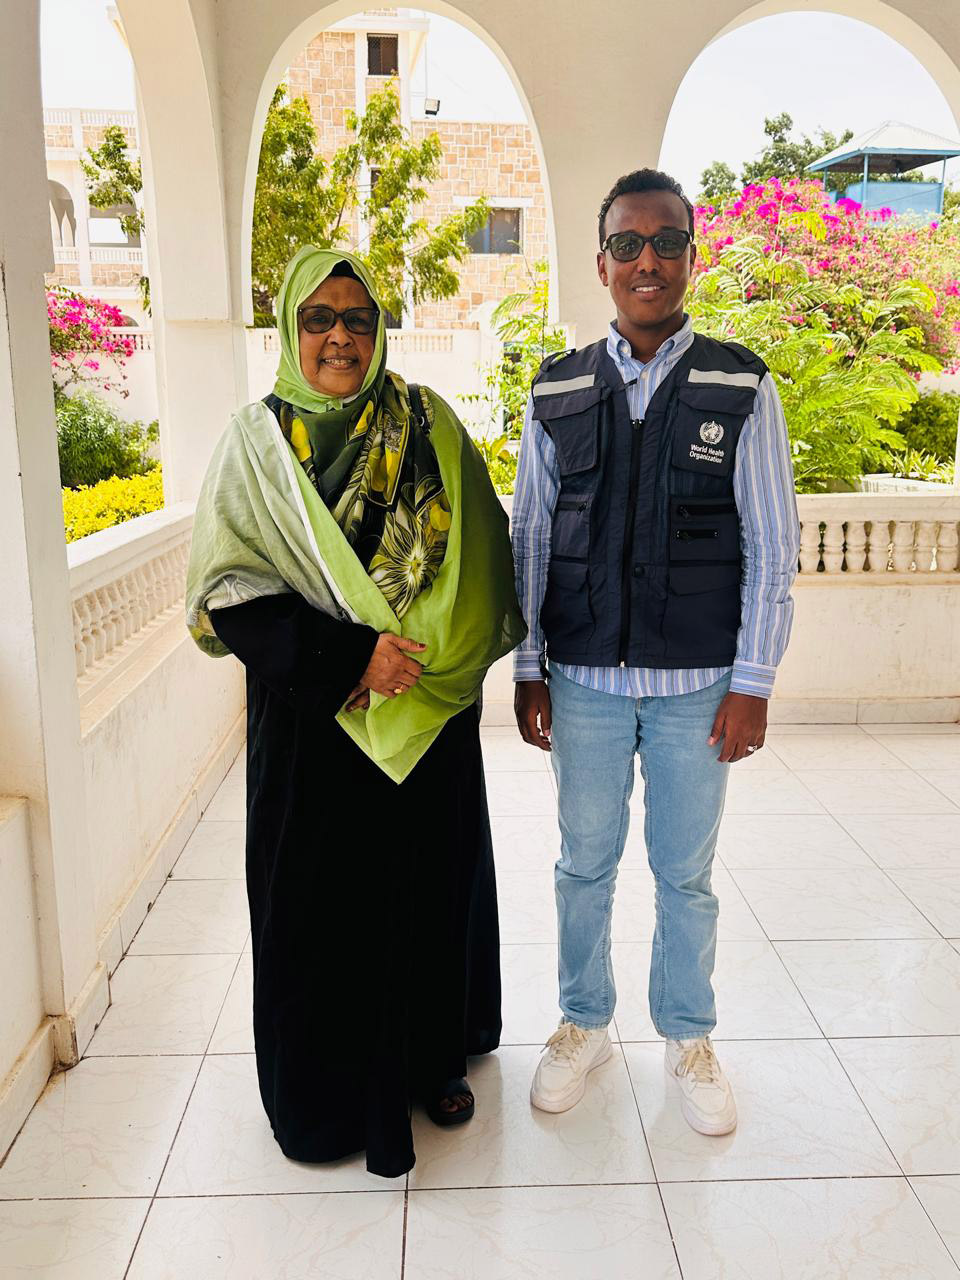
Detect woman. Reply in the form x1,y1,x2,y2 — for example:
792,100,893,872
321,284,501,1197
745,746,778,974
186,246,524,1178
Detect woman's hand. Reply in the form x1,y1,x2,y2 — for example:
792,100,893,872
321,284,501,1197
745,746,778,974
360,633,427,698
344,685,370,712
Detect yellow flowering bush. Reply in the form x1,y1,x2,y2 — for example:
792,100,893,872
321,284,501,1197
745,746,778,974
63,468,164,543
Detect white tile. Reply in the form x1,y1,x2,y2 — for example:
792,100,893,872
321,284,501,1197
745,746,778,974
159,1054,399,1195
909,1176,960,1264
881,736,960,770
722,772,824,815
767,699,858,724
202,779,246,821
731,868,938,940
721,742,789,773
127,879,250,955
499,944,561,1045
409,1045,653,1189
171,820,245,879
86,953,238,1056
793,770,958,815
922,772,960,807
490,815,560,872
405,1185,680,1280
866,722,960,736
662,1177,959,1280
769,733,904,771
496,871,556,944
776,939,960,1036
208,953,254,1053
888,870,960,935
0,1198,149,1280
613,940,821,1042
837,815,960,870
484,772,557,818
127,1192,404,1280
858,700,960,725
833,1037,960,1175
0,1056,199,1199
766,723,867,735
480,732,550,773
718,814,873,870
623,1039,898,1182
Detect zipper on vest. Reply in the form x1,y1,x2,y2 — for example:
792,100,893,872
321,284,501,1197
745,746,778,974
677,501,737,519
618,418,645,666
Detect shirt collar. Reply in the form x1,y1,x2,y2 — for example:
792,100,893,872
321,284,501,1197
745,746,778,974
607,315,693,368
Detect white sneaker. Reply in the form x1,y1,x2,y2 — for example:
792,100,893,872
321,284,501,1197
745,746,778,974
664,1035,737,1136
530,1021,613,1113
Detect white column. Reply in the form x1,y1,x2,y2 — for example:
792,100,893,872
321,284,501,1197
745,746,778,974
116,0,249,504
0,1,103,1061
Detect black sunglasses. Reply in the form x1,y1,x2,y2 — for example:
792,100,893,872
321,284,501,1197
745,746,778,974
601,229,693,262
297,304,379,335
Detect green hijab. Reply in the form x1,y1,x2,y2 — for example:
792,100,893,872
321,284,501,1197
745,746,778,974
273,245,386,414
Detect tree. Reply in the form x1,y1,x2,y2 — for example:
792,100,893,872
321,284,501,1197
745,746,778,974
47,287,136,399
739,112,853,189
80,125,149,310
698,161,738,207
251,82,488,323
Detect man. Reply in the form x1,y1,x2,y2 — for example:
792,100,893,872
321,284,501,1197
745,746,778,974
512,168,800,1136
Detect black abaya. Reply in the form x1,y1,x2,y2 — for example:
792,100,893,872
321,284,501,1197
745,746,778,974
210,594,501,1178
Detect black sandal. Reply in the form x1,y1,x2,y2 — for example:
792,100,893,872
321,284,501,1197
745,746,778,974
425,1077,475,1127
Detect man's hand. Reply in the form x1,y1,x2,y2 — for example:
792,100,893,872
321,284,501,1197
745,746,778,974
515,679,552,751
708,691,767,763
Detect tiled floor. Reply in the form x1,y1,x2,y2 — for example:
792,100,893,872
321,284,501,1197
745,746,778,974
3,722,960,1278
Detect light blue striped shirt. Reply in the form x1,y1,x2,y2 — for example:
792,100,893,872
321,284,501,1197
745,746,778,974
511,317,801,699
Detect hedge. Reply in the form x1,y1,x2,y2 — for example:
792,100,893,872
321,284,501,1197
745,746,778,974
63,469,164,543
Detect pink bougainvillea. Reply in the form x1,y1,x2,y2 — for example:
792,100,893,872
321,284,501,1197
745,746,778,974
47,288,137,397
693,177,960,370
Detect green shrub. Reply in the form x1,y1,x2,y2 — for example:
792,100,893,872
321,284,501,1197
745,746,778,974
893,391,959,461
56,392,159,489
62,469,164,543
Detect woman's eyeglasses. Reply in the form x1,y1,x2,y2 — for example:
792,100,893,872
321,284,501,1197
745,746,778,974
601,229,693,262
297,305,379,335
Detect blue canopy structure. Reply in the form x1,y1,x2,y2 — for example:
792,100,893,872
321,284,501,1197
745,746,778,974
807,120,960,217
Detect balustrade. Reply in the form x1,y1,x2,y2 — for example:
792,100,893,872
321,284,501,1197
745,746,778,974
795,494,960,576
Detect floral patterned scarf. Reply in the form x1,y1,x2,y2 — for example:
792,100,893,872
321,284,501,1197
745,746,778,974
265,374,450,618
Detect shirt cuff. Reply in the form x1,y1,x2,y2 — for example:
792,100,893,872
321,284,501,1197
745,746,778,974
730,659,777,699
513,649,545,682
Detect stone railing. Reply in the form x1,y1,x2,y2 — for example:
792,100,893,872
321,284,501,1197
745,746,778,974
90,246,144,266
67,504,194,704
109,327,153,351
387,331,455,353
796,493,960,576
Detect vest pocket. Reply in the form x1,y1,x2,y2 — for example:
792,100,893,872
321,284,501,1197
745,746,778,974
662,563,741,653
669,497,740,563
552,493,594,560
671,387,750,478
542,558,594,641
548,409,600,476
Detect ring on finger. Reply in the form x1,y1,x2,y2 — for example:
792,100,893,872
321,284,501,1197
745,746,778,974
746,744,758,754
394,686,404,695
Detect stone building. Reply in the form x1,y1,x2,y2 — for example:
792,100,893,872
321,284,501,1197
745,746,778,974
45,9,550,334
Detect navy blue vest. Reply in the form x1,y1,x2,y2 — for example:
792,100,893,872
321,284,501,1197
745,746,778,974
532,332,767,669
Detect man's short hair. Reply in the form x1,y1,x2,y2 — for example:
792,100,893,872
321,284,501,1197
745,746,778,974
598,169,695,246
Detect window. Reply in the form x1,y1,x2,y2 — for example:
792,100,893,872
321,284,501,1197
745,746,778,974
367,34,399,76
467,207,521,255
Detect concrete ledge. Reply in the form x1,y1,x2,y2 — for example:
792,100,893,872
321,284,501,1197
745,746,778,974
95,708,245,973
0,1023,54,1164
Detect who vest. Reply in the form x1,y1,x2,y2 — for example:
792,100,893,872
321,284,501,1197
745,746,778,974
532,333,767,669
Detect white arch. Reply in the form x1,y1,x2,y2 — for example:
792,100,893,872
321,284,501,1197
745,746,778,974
234,0,558,325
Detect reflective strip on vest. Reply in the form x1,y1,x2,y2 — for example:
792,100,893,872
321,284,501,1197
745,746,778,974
687,368,761,389
532,374,596,398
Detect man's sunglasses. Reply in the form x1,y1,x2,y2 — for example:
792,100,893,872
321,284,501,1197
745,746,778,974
297,305,379,335
601,229,693,262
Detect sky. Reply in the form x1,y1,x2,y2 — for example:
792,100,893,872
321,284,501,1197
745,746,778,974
40,2,960,193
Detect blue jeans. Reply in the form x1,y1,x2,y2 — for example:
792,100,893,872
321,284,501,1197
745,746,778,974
549,665,733,1039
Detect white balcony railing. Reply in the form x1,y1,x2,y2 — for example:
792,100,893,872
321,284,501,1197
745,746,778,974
795,494,960,576
53,246,79,264
67,504,194,701
90,246,144,266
